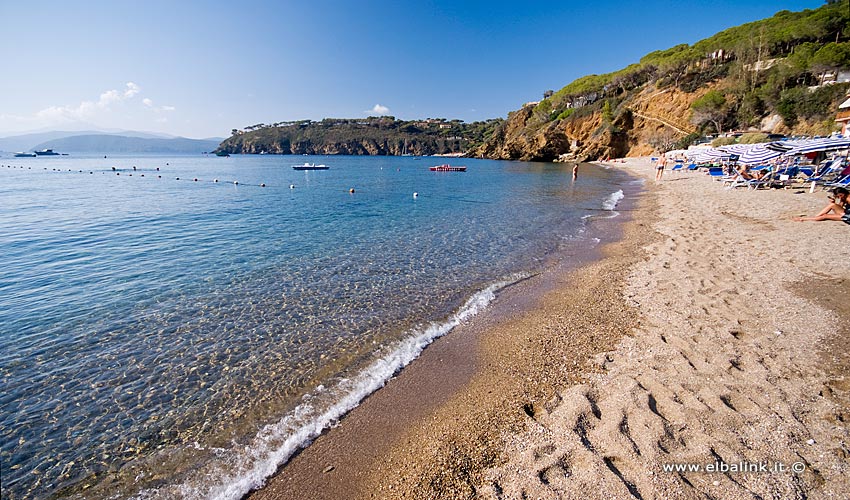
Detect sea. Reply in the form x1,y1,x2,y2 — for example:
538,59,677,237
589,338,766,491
0,154,639,499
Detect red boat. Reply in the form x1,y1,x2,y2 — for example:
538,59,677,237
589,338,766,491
429,164,467,172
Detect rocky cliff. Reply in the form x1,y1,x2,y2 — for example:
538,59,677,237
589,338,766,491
473,85,709,162
473,2,848,161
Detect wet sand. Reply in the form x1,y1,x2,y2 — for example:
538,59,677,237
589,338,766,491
251,159,850,499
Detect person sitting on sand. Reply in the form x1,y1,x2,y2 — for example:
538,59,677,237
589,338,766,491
793,187,850,224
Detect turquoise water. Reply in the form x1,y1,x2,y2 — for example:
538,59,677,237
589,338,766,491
0,154,636,499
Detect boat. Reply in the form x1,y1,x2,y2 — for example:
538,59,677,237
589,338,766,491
429,164,467,172
215,151,230,157
34,149,60,156
14,152,36,157
292,162,329,170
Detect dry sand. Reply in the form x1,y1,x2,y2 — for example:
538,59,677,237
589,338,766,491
253,159,850,499
477,160,850,499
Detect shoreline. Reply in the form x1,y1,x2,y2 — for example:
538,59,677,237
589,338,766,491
249,165,650,499
252,158,849,499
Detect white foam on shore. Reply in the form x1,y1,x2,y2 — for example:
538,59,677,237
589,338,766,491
581,189,625,220
602,189,624,211
137,274,527,500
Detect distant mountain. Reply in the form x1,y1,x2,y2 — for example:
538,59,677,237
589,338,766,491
0,130,224,153
28,135,221,154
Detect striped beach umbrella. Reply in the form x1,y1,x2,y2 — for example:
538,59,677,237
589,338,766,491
718,143,752,154
765,141,797,153
782,137,850,156
738,144,782,165
694,148,730,164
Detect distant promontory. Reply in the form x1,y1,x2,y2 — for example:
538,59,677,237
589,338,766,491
215,117,503,156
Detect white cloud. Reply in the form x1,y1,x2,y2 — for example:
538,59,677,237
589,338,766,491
0,81,185,135
142,98,175,112
368,104,390,115
35,82,143,122
124,82,140,98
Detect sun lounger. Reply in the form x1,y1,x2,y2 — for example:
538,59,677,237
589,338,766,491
825,175,850,189
708,167,725,180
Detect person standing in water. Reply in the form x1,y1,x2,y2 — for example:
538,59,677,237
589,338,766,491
655,153,667,181
572,164,578,181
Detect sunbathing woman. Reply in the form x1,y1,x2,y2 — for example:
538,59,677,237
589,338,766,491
793,187,850,224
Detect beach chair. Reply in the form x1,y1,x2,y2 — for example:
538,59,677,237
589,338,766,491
708,167,725,180
825,175,850,189
687,163,698,172
727,172,772,190
803,160,846,189
670,163,683,173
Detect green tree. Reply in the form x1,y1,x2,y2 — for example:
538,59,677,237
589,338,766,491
690,90,728,134
602,100,613,124
811,42,850,82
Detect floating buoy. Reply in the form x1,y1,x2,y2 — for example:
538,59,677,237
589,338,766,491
140,174,145,177
260,183,266,187
176,177,180,180
193,178,198,182
214,179,219,183
290,184,295,189
158,175,161,178
233,181,238,185
349,188,355,193
413,192,418,198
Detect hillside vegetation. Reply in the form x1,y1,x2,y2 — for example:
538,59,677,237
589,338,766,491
216,117,503,156
476,0,850,161
219,2,849,162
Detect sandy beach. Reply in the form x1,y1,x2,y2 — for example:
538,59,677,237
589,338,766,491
252,158,850,499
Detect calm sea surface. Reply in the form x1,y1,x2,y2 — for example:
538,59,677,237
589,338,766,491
0,154,637,499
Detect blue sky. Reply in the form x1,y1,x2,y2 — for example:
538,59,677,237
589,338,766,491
0,0,826,138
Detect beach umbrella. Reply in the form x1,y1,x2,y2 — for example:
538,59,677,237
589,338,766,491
765,141,797,153
718,143,753,154
694,148,729,164
738,144,782,165
781,137,850,156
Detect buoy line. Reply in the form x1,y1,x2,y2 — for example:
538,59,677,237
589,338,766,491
2,164,277,188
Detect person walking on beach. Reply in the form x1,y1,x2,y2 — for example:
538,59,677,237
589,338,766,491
793,187,850,224
655,154,667,181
